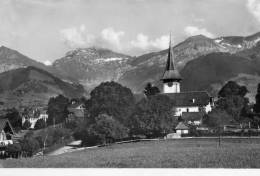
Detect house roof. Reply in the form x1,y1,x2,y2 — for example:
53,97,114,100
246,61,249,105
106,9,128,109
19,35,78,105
68,102,85,109
163,91,211,107
182,112,205,121
0,118,14,134
175,122,189,130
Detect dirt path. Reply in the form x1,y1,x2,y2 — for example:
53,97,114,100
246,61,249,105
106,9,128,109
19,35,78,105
47,140,83,156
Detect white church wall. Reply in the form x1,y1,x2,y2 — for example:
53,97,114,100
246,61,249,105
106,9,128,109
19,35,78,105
163,82,180,93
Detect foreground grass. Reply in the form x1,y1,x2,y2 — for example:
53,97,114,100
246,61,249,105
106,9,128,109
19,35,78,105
1,138,260,168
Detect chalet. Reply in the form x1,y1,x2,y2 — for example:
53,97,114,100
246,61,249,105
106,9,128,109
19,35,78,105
67,101,86,122
0,119,14,147
175,122,189,134
181,112,205,126
161,35,213,117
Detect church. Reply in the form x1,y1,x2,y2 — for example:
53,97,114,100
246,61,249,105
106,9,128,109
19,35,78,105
161,36,213,120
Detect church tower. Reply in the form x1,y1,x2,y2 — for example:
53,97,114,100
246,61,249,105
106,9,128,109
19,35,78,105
161,34,182,93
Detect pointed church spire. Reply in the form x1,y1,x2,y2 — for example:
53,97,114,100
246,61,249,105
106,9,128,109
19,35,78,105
165,32,175,71
162,33,182,81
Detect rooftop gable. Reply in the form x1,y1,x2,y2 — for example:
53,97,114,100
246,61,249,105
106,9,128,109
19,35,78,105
0,118,15,134
175,122,189,130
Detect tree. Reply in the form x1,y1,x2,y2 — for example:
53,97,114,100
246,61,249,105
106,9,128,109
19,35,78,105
19,133,40,157
128,94,178,137
4,108,22,131
34,119,46,130
253,83,260,113
76,114,129,146
216,81,250,121
144,82,160,97
47,94,69,125
218,81,248,98
22,120,31,130
88,81,135,125
203,109,233,128
216,95,247,121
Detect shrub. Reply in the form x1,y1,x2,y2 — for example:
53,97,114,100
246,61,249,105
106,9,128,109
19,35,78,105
20,137,40,157
6,143,22,153
77,114,129,146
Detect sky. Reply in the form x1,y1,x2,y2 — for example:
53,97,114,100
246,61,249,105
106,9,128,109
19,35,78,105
0,0,260,65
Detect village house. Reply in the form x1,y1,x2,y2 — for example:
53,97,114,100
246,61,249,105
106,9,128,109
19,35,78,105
175,122,190,134
181,112,205,126
22,107,48,129
67,101,86,122
0,118,14,147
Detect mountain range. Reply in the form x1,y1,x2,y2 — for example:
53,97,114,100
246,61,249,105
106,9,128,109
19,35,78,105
0,31,260,107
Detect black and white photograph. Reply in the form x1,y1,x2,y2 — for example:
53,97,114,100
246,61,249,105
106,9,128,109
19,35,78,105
0,0,260,172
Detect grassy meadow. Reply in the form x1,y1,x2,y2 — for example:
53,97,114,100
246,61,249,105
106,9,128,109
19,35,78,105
1,138,260,168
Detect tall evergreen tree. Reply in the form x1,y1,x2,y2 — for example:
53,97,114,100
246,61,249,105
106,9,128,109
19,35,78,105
47,94,69,125
254,83,260,113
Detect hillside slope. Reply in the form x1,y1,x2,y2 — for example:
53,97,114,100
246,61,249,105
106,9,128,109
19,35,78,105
0,66,85,109
119,32,260,94
180,52,260,93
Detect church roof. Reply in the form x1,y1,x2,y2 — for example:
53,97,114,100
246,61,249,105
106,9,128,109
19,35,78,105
162,34,182,81
163,91,211,107
182,112,205,121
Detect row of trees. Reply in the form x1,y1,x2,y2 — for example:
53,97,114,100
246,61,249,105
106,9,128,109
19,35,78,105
72,81,178,146
204,81,260,129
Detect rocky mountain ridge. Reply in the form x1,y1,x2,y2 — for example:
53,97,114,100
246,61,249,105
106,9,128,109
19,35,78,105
52,47,134,90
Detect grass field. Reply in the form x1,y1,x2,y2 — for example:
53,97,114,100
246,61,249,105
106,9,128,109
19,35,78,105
1,138,260,168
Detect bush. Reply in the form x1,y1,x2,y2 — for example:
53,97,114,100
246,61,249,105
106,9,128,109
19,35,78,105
6,143,22,153
77,114,129,146
52,128,72,144
20,137,40,157
36,127,72,148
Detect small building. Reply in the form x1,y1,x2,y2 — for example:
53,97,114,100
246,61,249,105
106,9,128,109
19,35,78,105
22,107,48,129
181,112,205,126
0,119,14,147
175,122,189,134
67,102,86,122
